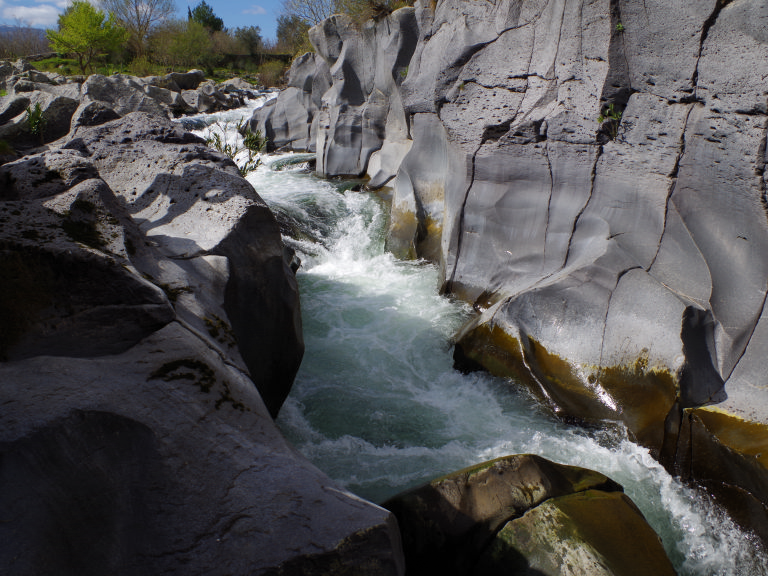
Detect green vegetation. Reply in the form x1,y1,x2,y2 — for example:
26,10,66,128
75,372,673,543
45,0,128,74
0,140,14,157
597,103,622,140
99,0,176,57
157,282,193,302
204,119,267,177
281,0,415,27
188,0,224,32
276,14,311,55
24,103,47,142
615,22,625,33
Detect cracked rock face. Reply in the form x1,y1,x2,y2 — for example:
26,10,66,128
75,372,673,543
0,113,403,574
265,0,768,541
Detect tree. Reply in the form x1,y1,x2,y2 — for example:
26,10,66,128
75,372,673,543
98,0,176,56
168,20,212,69
46,1,128,74
188,1,224,32
233,26,262,56
335,0,413,23
276,14,310,54
280,0,336,25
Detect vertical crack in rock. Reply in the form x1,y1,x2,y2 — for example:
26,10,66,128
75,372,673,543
648,103,697,271
612,0,633,95
757,119,768,221
445,143,481,295
596,265,643,386
691,0,735,99
542,141,554,262
678,306,726,407
562,144,602,269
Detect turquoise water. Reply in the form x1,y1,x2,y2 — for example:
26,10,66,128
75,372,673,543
193,104,768,576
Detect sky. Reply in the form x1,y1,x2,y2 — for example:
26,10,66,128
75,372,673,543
0,0,285,41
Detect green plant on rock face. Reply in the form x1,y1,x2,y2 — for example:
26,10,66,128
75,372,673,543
205,119,267,177
597,103,622,140
0,89,7,97
616,22,625,33
24,102,47,142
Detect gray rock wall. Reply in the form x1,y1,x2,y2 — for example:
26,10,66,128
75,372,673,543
267,0,768,541
250,7,417,183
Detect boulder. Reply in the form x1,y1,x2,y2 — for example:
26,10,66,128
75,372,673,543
477,490,677,576
383,454,673,576
79,74,168,119
0,112,404,574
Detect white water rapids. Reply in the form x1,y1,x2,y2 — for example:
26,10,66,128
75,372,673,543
187,100,768,575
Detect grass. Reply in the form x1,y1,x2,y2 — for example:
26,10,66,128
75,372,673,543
32,55,286,87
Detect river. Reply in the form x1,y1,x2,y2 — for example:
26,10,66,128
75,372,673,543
186,99,768,575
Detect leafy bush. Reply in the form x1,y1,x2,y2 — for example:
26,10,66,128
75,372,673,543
127,55,153,76
204,119,267,177
24,103,47,142
258,60,286,87
597,103,622,140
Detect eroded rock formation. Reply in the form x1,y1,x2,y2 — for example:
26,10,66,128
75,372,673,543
255,0,768,540
0,61,260,150
0,110,403,573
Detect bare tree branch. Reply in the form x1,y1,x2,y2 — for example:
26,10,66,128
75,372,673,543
98,0,176,55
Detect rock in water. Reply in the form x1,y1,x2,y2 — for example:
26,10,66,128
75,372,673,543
384,454,675,576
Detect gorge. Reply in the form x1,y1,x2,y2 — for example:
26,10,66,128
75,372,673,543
3,0,768,573
253,0,768,557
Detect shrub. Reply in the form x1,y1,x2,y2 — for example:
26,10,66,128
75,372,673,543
204,119,267,177
597,103,622,140
258,59,286,87
24,103,47,142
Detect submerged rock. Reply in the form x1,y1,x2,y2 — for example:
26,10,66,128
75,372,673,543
384,454,675,576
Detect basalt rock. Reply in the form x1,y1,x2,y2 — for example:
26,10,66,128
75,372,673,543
270,0,768,542
249,6,416,177
250,52,332,152
0,112,404,574
0,60,261,150
384,454,675,576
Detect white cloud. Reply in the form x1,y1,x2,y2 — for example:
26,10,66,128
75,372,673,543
2,4,61,26
34,0,70,7
243,5,266,15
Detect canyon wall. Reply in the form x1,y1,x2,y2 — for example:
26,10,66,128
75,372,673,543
254,0,768,540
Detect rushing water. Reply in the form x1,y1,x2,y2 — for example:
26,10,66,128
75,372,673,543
190,102,768,575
